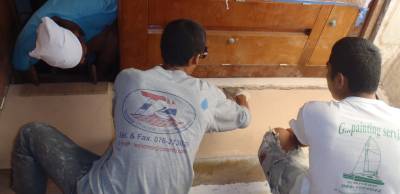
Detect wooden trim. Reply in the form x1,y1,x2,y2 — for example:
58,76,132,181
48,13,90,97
299,66,327,77
367,0,392,41
118,0,149,69
150,25,313,33
298,5,334,66
361,0,386,39
192,65,327,78
306,5,359,66
0,0,17,104
148,28,307,37
147,29,308,66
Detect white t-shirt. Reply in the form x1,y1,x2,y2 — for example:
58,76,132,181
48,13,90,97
290,97,400,194
77,66,251,194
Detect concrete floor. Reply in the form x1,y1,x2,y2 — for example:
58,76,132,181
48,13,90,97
190,182,270,194
0,170,62,194
0,170,271,194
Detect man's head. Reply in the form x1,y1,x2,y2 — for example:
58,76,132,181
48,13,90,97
161,19,207,70
29,17,87,69
327,37,381,100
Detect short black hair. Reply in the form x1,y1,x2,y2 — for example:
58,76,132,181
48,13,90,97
161,19,206,66
328,37,381,94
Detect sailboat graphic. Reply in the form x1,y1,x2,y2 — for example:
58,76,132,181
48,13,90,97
343,137,384,185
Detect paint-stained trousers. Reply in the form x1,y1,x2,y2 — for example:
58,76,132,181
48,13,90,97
11,122,100,194
258,131,310,194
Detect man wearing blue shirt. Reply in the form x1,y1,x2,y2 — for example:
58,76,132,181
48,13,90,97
11,19,251,194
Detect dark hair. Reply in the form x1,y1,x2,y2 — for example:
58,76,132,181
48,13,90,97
328,37,381,94
161,19,206,66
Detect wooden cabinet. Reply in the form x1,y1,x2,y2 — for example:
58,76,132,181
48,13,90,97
119,0,362,77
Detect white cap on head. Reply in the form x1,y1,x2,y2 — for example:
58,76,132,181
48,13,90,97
29,17,83,69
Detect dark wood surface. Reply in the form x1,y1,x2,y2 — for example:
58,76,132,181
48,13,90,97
119,0,375,77
191,64,327,77
149,0,321,32
148,29,308,66
119,0,149,69
0,0,16,102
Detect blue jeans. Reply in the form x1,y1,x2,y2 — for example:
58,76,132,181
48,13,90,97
258,131,309,194
11,122,100,194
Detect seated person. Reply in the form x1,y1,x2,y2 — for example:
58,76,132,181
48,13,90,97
258,37,400,194
12,0,118,80
11,19,251,194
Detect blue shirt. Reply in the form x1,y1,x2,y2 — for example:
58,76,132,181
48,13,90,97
12,0,117,71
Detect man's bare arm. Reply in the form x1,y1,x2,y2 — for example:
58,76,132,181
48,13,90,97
275,128,306,152
235,94,249,109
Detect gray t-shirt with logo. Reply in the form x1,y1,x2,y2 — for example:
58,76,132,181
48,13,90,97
77,66,251,194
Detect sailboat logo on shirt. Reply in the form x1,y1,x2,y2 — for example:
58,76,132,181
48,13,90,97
343,137,384,186
123,89,196,134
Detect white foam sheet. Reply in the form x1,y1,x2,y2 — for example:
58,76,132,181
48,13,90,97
189,181,272,194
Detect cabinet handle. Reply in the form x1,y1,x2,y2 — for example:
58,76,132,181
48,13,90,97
329,19,337,27
227,37,237,44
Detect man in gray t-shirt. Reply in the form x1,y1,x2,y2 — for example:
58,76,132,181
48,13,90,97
11,19,250,194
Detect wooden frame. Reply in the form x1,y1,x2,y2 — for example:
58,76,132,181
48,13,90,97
119,0,149,70
0,0,17,109
361,0,390,41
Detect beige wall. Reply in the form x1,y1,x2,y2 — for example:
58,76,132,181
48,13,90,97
381,56,400,107
0,83,114,168
374,0,400,107
0,82,332,169
197,89,332,158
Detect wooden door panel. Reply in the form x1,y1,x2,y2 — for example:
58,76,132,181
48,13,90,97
298,5,334,66
307,6,359,66
149,0,321,32
147,30,307,66
119,0,149,69
119,0,371,77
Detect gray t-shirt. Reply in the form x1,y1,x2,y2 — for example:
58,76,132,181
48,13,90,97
77,66,251,194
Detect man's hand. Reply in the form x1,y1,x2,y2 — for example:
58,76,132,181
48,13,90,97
221,87,250,109
274,128,303,152
235,94,249,110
